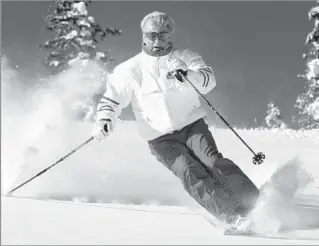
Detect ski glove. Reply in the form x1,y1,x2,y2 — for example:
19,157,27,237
92,119,113,142
166,57,188,82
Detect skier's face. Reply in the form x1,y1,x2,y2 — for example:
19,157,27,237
142,21,172,53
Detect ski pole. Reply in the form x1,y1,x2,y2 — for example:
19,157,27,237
173,70,265,165
7,136,94,195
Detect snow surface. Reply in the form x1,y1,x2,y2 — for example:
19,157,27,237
1,56,319,244
2,195,319,245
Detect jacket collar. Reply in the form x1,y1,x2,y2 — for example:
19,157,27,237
141,42,173,57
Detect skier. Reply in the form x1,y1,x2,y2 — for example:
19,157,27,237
92,11,259,224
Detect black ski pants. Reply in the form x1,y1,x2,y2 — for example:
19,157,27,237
148,118,259,222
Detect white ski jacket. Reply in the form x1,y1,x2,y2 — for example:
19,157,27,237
96,48,216,140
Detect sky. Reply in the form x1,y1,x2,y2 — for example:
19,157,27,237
1,1,315,128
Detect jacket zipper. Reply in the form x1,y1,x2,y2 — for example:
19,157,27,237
155,54,174,127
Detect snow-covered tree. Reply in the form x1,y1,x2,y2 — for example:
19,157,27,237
39,0,121,122
40,0,121,74
295,0,319,129
265,101,286,129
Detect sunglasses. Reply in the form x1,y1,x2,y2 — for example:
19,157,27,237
143,32,171,41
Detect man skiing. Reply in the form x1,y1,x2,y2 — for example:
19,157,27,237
92,11,259,224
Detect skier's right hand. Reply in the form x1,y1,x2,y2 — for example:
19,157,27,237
92,119,113,142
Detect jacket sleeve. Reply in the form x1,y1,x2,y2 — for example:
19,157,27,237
181,49,216,94
96,63,134,126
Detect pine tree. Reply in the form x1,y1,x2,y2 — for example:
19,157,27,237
296,1,319,129
39,1,121,122
265,101,286,129
40,0,121,74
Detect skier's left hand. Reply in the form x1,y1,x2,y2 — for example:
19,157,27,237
166,57,188,82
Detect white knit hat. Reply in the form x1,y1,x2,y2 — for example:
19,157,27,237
140,11,175,33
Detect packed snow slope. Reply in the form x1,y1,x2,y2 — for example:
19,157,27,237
2,122,319,244
2,194,319,245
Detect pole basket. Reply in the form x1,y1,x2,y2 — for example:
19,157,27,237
253,152,266,165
